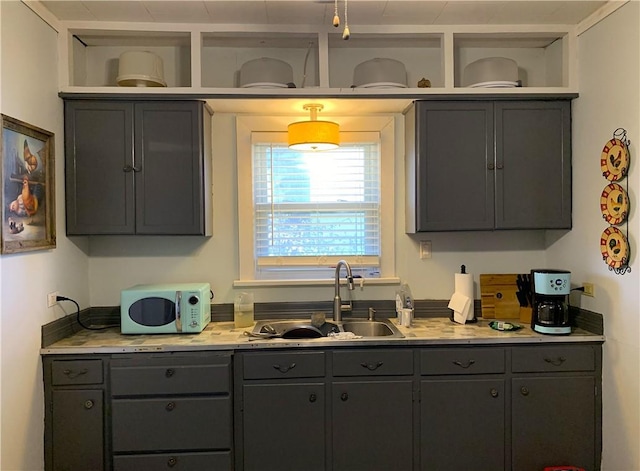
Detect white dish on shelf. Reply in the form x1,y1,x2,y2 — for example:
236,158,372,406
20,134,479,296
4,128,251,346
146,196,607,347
241,82,289,89
356,82,408,89
468,80,519,88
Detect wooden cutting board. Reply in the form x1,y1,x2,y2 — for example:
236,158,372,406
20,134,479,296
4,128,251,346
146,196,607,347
480,274,522,320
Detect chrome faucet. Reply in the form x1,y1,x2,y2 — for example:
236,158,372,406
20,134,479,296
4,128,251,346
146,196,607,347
333,260,354,321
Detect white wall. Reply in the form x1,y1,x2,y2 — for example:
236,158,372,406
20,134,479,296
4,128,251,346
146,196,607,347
0,2,90,470
548,2,640,469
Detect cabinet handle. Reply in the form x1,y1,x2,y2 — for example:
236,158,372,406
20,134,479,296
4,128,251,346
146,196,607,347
490,388,499,398
309,393,317,403
122,165,141,173
487,163,495,170
165,401,176,411
341,392,349,401
520,387,530,396
84,400,94,409
360,361,383,371
165,368,175,378
496,163,504,170
544,356,566,366
452,360,475,369
63,368,88,379
167,457,177,467
273,363,296,373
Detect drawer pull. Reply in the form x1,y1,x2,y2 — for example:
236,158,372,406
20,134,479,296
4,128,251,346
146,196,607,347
165,401,176,412
63,368,88,379
520,387,530,396
360,361,383,371
165,368,175,378
167,456,177,467
84,400,94,409
544,356,567,366
309,393,317,403
490,388,499,398
273,363,296,374
453,360,476,369
341,392,349,402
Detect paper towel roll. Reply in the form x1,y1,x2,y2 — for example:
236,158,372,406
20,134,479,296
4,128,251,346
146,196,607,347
454,272,474,320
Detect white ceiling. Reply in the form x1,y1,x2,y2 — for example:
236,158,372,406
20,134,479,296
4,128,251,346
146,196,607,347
40,0,610,26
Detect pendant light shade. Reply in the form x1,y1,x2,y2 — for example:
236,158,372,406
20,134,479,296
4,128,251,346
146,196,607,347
288,104,340,151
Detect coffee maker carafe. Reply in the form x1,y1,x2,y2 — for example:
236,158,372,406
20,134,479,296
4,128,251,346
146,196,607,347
531,269,571,335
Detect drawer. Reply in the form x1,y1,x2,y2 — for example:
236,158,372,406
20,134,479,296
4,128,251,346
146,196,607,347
243,351,325,379
112,396,231,452
332,349,413,376
111,353,230,396
512,345,595,373
420,348,505,375
51,359,103,385
113,451,231,471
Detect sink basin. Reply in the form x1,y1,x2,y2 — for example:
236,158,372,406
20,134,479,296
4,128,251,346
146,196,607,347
253,320,340,338
341,319,404,338
251,318,404,339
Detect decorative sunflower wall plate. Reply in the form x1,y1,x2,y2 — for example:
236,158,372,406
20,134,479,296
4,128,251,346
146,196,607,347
600,226,630,270
601,138,629,181
600,182,629,225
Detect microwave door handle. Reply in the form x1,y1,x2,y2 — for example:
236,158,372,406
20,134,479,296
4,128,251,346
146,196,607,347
175,291,182,332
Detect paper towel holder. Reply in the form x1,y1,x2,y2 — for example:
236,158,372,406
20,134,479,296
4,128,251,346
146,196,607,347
450,264,478,324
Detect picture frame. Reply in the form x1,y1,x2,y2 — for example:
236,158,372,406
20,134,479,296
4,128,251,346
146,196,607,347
1,114,56,254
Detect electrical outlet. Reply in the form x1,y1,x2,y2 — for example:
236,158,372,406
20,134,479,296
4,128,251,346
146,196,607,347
582,282,595,297
419,240,432,259
47,291,59,308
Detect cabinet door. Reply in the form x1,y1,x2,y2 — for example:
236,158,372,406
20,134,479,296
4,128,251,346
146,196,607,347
495,101,571,229
51,389,104,471
512,376,595,470
420,378,505,471
413,101,494,231
134,102,207,235
242,382,326,471
332,380,413,471
65,101,135,235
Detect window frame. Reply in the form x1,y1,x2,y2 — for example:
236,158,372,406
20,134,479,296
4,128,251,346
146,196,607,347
235,114,397,286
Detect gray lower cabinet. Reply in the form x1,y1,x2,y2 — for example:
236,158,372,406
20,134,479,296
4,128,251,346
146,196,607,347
110,353,233,471
331,349,414,471
405,99,571,232
238,351,326,471
511,345,600,470
237,349,414,471
43,342,601,471
419,348,506,471
43,357,106,471
64,100,212,235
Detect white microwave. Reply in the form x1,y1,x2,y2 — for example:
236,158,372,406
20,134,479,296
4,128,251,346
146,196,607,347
120,283,211,334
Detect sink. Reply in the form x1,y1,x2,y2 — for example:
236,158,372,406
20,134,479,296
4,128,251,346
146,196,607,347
253,320,340,338
341,319,404,338
251,318,404,339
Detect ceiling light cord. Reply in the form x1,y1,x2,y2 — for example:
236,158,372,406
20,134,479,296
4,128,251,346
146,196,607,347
333,0,340,27
342,0,350,39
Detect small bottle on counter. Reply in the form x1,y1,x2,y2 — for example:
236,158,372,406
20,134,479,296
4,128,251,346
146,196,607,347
234,292,255,328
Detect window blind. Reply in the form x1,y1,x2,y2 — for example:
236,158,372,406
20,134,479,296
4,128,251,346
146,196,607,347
252,140,381,269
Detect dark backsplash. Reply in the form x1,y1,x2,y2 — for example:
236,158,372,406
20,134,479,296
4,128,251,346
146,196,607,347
41,300,603,347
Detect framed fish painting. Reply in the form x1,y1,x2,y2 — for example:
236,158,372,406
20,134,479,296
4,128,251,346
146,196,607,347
1,114,56,254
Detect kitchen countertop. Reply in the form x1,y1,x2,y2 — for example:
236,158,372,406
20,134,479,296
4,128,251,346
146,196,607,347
40,318,605,355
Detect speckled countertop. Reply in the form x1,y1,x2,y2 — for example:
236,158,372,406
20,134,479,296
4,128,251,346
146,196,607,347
40,318,605,355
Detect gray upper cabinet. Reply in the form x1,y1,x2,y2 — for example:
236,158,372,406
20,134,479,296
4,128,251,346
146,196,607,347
405,100,571,232
64,100,212,235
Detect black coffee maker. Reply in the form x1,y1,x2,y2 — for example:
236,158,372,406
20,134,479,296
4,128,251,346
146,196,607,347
531,269,571,335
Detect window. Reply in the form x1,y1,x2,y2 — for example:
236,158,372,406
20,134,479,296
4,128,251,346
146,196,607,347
236,116,396,285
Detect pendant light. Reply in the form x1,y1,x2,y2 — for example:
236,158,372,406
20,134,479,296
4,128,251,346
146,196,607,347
288,104,340,151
